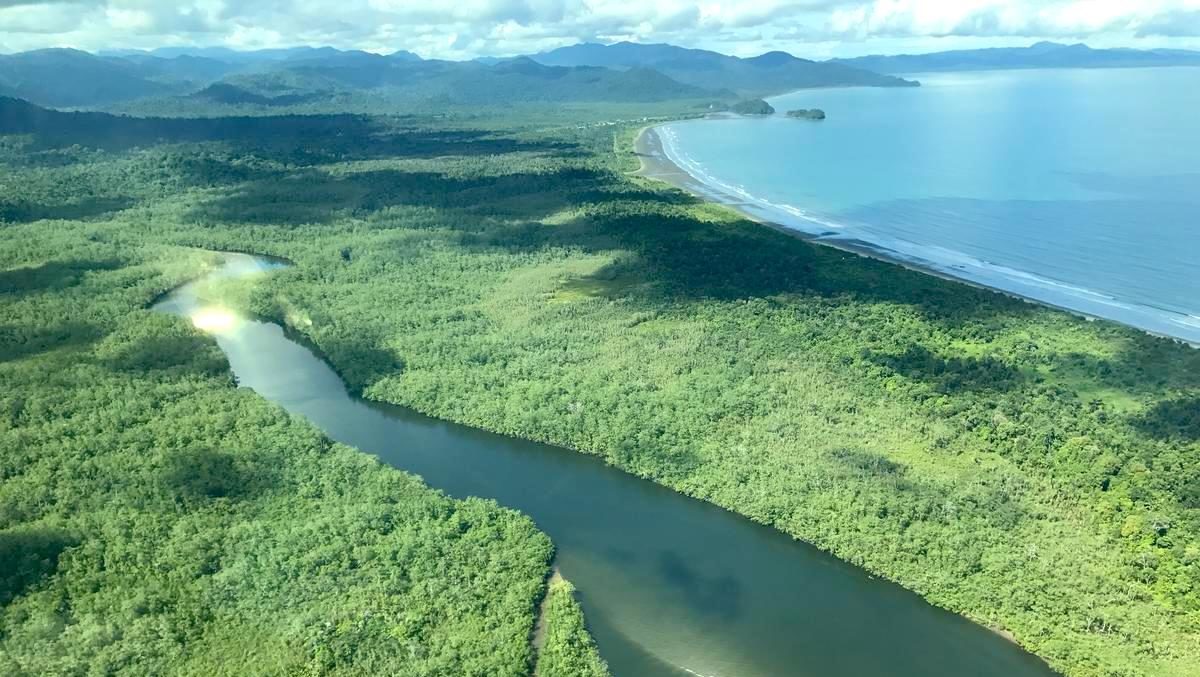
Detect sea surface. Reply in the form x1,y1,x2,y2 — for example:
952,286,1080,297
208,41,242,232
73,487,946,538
658,67,1200,343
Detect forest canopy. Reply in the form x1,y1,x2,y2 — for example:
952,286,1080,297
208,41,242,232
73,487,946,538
0,223,558,674
1,98,1198,677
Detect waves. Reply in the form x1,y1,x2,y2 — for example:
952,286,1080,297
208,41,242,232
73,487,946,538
658,125,848,235
655,123,1200,346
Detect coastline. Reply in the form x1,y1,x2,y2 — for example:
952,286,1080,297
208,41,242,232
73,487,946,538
632,123,1199,348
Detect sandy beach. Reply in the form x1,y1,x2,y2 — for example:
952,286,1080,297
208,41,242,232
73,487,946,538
632,123,1032,299
632,123,1199,347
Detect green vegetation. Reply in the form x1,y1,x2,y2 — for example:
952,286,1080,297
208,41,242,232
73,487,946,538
2,97,1199,677
532,42,919,95
731,99,776,115
1,42,918,112
786,108,826,120
535,576,610,677
0,172,558,673
0,48,178,107
0,47,726,112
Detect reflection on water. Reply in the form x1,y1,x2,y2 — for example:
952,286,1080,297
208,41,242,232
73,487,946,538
154,253,1060,677
191,307,239,333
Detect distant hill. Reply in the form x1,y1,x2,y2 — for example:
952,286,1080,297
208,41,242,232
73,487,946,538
833,41,1200,74
0,49,177,107
199,55,723,106
0,45,720,110
190,83,327,107
0,95,395,152
2,41,920,111
427,58,723,103
1,47,432,108
531,41,918,95
108,53,239,83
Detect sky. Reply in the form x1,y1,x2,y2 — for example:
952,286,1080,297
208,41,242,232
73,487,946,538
2,0,1200,59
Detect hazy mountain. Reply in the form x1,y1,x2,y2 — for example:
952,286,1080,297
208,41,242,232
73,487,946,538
220,55,722,105
190,83,327,107
0,95,388,151
833,41,1200,74
149,46,344,63
107,53,240,83
0,49,177,107
449,58,724,102
531,41,919,94
2,41,918,111
126,46,424,65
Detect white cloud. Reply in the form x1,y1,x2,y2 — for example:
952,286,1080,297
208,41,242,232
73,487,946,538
1,0,1199,57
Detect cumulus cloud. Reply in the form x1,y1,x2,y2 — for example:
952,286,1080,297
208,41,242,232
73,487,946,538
1137,8,1200,36
0,0,1198,57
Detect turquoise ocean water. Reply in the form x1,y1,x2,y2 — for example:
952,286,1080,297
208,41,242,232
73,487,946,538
660,67,1200,343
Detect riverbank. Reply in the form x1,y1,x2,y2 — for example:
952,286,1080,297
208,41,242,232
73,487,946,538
8,107,1195,677
633,124,1199,348
160,253,1061,677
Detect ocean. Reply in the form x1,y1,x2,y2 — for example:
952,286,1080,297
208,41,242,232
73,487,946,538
658,67,1200,343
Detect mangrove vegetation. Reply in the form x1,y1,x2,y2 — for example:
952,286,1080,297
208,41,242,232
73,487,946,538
2,97,1198,677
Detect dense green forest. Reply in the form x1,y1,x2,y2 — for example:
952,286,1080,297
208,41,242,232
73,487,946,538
0,43,913,112
2,99,1198,676
535,576,610,677
0,139,590,673
531,41,919,93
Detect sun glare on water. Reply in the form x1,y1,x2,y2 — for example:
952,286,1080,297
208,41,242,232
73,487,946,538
191,307,238,334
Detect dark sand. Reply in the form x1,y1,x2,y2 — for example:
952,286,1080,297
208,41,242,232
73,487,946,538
632,124,1198,347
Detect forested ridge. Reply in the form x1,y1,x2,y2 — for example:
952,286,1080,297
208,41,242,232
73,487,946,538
2,99,1198,676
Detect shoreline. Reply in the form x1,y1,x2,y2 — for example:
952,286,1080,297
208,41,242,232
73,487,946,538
632,123,1199,348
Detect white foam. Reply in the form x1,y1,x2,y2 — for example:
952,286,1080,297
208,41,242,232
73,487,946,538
1169,314,1200,329
659,126,850,235
655,123,1200,345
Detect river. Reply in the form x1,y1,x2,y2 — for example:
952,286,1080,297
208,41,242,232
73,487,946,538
154,253,1058,677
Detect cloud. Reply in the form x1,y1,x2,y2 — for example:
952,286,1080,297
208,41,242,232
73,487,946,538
0,0,1199,57
823,1,1200,40
0,0,90,7
1136,9,1200,36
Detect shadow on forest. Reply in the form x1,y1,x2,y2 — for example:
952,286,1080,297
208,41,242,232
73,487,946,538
3,101,580,162
98,330,226,376
0,527,78,604
0,259,122,295
162,448,273,502
186,166,607,226
1036,333,1200,410
0,321,103,363
0,197,135,224
827,446,1024,531
7,100,1043,329
829,447,907,477
656,550,743,622
318,335,406,393
868,345,1024,394
183,150,1047,334
1133,396,1200,442
15,101,1183,346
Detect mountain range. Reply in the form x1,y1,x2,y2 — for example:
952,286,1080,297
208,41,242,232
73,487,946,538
0,43,911,111
2,40,1197,112
529,41,915,94
833,41,1200,74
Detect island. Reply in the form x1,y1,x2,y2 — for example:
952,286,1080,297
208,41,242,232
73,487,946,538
730,98,775,115
786,108,826,120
